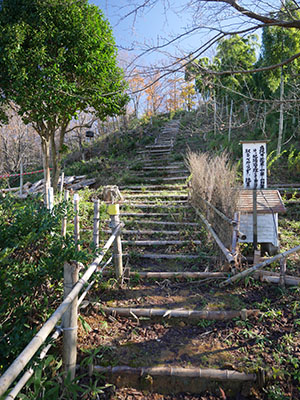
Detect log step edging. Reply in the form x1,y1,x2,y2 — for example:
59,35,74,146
132,220,199,226
120,212,181,217
126,271,226,279
91,365,257,382
124,193,187,198
96,306,260,320
122,240,202,246
132,253,204,259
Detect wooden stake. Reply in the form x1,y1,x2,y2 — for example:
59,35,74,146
74,193,80,251
62,262,80,380
93,199,100,249
279,257,287,287
61,190,69,237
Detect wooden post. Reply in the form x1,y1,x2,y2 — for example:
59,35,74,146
62,262,79,380
62,190,69,237
19,159,23,196
279,257,287,287
253,189,258,250
108,203,123,281
74,193,80,251
59,172,64,202
93,199,100,249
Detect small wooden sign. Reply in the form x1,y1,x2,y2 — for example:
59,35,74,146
241,141,267,189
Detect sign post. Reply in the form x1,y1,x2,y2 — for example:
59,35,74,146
241,141,268,252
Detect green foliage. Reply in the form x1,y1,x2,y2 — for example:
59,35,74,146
287,145,300,172
0,0,129,189
0,195,91,372
0,0,128,124
260,1,300,93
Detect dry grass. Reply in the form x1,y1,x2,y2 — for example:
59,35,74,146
186,150,240,246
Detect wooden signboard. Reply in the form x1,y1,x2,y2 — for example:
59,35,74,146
241,141,267,189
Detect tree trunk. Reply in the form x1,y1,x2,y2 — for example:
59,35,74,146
51,124,68,192
277,68,284,156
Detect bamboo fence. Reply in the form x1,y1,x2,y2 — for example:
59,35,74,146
220,244,300,286
0,223,123,397
194,209,235,265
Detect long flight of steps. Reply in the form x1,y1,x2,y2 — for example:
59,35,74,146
79,120,261,399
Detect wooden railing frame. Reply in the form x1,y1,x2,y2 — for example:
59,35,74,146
0,222,124,398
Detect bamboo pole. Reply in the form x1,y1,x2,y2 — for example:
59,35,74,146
74,193,80,251
195,209,235,265
93,199,100,249
133,220,199,227
122,240,202,246
102,229,183,235
48,187,54,212
220,244,300,287
97,306,259,320
4,329,62,400
62,262,80,380
108,204,123,281
92,365,256,382
61,190,69,237
0,223,123,397
231,212,239,256
197,197,236,226
253,271,300,286
133,253,203,259
126,271,226,279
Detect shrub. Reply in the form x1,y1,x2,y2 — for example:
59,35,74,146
186,150,240,246
0,195,91,371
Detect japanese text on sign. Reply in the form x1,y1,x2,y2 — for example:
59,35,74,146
242,142,267,189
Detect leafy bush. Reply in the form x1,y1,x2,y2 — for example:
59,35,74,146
0,195,92,372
